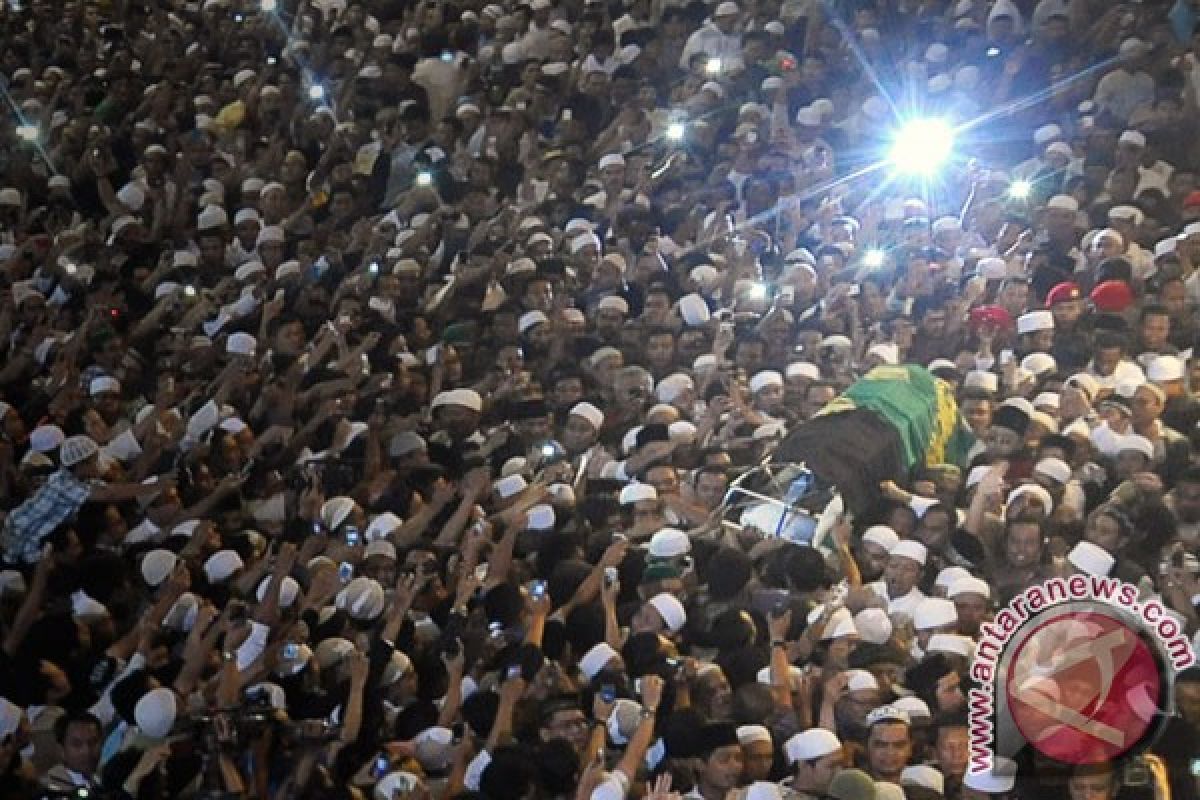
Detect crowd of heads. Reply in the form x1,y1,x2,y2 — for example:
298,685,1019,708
3,0,1200,799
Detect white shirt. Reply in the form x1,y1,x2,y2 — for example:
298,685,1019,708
867,580,926,618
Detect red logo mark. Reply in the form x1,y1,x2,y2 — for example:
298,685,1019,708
1005,610,1162,764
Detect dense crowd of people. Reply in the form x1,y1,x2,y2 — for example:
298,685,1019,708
4,0,1200,799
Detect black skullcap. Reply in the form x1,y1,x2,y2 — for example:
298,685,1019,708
848,642,909,670
480,746,537,800
662,708,707,759
906,653,956,701
484,583,525,628
622,630,667,676
696,722,740,757
462,689,500,738
702,546,753,601
990,404,1029,435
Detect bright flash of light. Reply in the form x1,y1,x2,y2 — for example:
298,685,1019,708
863,249,886,268
16,125,38,141
666,122,685,141
1008,180,1033,200
889,118,955,176
747,282,768,300
308,85,325,100
415,171,433,187
705,58,722,75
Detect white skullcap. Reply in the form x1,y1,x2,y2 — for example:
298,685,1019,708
786,362,820,380
1016,310,1054,334
570,402,605,430
320,496,356,531
935,566,970,591
867,343,900,365
134,688,178,739
854,608,893,644
579,642,619,679
619,483,657,505
913,597,957,630
964,370,999,393
893,696,931,720
432,389,483,412
596,295,629,314
862,525,901,551
737,724,772,745
338,576,386,620
901,765,944,795
256,575,300,607
141,549,178,587
749,370,783,394
1034,457,1071,484
1148,355,1184,382
648,593,687,633
928,633,975,658
1118,433,1154,459
226,332,257,356
204,550,244,583
679,293,711,326
784,728,841,764
89,375,121,396
890,539,928,565
1068,541,1115,576
846,669,879,692
949,576,991,599
518,310,549,334
648,527,690,558
1021,352,1056,376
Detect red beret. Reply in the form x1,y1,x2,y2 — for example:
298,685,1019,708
1045,282,1082,306
1089,280,1134,312
968,305,1014,330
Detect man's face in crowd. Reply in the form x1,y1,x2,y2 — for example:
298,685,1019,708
694,470,728,510
540,706,590,753
1094,345,1124,375
61,718,101,776
935,724,969,779
953,591,989,636
884,554,921,597
795,749,843,793
985,425,1022,457
1005,522,1042,569
645,464,679,496
1140,312,1169,350
1068,769,1117,800
561,415,596,454
961,396,991,434
1174,479,1200,523
916,509,952,552
1131,385,1163,427
866,721,912,780
645,332,675,374
698,744,744,792
803,384,835,419
858,540,890,581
